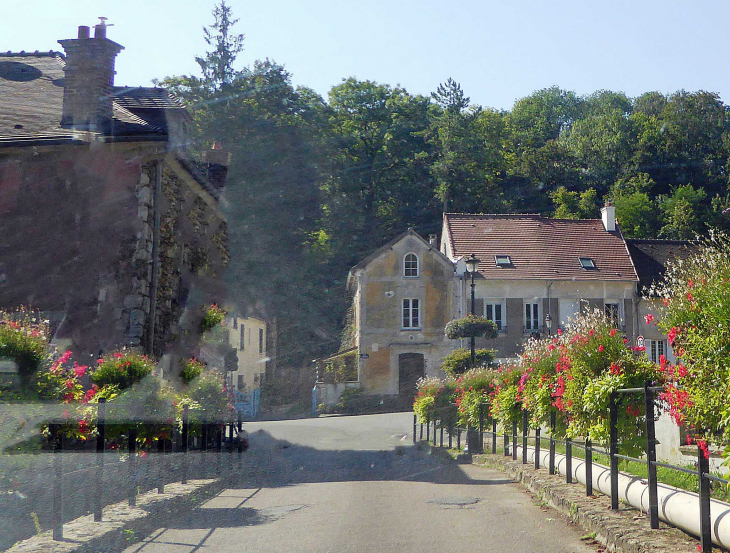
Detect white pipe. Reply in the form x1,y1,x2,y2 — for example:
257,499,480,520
514,445,730,549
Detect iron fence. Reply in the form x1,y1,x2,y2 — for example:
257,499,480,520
414,381,728,552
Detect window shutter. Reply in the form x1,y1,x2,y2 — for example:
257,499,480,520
473,298,484,316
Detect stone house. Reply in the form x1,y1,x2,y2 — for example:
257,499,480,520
344,229,459,396
0,23,230,366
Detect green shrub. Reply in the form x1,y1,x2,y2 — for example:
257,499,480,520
181,358,206,384
439,348,495,376
183,370,233,423
92,351,155,390
201,304,227,333
445,315,498,339
0,308,49,388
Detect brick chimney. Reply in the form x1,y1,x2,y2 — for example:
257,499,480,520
58,22,124,131
203,142,232,190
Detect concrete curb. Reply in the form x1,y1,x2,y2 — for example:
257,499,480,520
472,453,708,553
7,478,222,553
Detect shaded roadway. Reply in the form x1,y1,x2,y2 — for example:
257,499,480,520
122,412,597,553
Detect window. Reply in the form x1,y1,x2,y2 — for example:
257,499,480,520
239,325,245,351
579,257,596,269
259,328,264,354
525,302,540,331
646,339,666,363
404,253,419,277
484,301,504,331
237,375,244,390
495,255,511,267
605,302,621,328
233,318,238,329
402,298,420,329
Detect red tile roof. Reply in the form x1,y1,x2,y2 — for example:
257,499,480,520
443,213,638,282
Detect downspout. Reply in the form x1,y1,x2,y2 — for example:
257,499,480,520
546,281,553,335
147,161,162,357
457,272,464,349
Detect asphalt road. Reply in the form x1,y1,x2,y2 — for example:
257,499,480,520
122,412,597,553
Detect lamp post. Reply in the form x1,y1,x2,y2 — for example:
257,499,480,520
465,254,481,367
545,313,553,336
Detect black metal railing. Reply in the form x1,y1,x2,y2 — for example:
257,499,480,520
413,382,727,552
39,401,247,542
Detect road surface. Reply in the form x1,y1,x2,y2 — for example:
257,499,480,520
123,412,597,552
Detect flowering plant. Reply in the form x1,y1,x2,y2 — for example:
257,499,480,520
454,367,496,428
653,232,730,452
201,303,227,333
181,370,234,424
181,357,206,384
413,376,457,427
445,314,498,340
92,350,155,390
439,347,495,376
0,308,49,388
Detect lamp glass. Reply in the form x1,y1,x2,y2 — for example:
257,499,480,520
466,256,480,274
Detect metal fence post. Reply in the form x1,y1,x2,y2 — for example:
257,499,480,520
522,410,529,465
202,422,209,477
585,439,593,496
549,411,556,475
216,423,223,475
698,444,713,552
644,382,659,528
413,414,417,444
503,431,509,456
478,403,484,452
566,438,573,484
182,406,189,484
512,421,517,460
426,414,430,443
609,393,619,510
52,425,63,540
433,417,437,447
440,423,444,448
535,427,541,469
128,426,137,506
95,398,106,521
457,427,461,450
449,424,453,449
492,418,497,454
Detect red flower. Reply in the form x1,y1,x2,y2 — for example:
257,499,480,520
609,362,622,375
644,314,655,325
688,279,694,289
598,345,604,352
686,292,694,302
667,327,679,346
557,328,562,335
73,363,87,378
114,352,123,359
65,379,74,389
609,328,617,337
589,329,595,337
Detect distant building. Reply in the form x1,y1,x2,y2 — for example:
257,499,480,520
229,315,268,392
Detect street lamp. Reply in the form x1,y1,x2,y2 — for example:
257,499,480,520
465,254,481,367
545,313,553,336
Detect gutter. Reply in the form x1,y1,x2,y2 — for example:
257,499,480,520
147,161,162,356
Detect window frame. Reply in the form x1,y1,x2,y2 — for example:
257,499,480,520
239,324,245,351
604,300,622,329
494,255,512,267
403,253,419,278
579,257,596,269
402,298,421,330
259,327,265,354
524,301,540,332
646,339,666,364
483,299,505,332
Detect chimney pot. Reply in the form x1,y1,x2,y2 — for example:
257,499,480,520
429,234,438,246
77,26,90,39
94,24,106,39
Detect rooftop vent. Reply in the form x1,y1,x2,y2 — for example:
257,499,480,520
495,255,512,267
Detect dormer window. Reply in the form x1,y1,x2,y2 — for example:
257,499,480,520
579,257,596,269
404,253,419,277
495,255,512,267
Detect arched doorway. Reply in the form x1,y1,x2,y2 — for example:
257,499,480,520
398,353,425,397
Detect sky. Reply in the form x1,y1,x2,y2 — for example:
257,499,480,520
4,0,730,111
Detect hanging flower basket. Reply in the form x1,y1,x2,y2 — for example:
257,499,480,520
445,314,498,340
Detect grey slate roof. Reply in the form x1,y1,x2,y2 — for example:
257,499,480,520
625,239,699,293
0,51,175,144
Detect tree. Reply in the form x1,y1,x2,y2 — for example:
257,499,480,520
196,0,245,91
610,173,658,237
550,186,598,219
658,184,708,239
